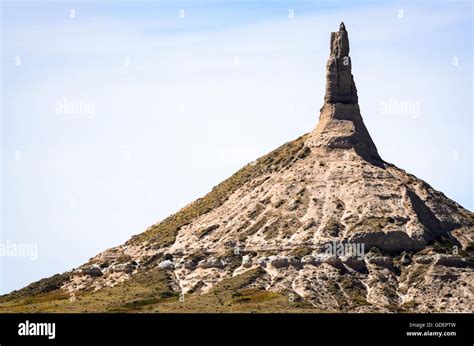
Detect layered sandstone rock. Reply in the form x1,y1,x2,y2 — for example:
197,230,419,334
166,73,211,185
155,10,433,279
324,22,358,104
3,23,473,313
310,22,381,161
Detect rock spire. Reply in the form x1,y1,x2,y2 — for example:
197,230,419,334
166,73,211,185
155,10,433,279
310,22,381,163
324,21,358,104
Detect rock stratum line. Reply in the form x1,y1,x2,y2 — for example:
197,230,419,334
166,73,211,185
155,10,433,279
2,23,472,313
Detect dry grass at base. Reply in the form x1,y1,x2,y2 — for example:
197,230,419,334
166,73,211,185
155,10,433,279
0,267,321,313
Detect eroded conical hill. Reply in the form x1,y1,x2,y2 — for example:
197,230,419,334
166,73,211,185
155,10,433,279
1,23,472,313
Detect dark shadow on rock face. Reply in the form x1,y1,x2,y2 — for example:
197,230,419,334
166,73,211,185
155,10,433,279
349,230,426,251
406,189,459,243
353,145,386,168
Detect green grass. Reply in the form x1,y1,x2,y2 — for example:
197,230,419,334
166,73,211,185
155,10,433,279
240,215,270,241
196,224,220,239
0,272,71,303
289,245,314,257
459,241,474,261
0,267,321,313
326,218,343,236
352,216,388,232
338,277,369,307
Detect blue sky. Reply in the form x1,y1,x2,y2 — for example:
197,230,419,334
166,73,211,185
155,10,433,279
1,0,472,294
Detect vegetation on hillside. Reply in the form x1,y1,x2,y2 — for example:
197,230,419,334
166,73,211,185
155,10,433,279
129,134,310,246
0,267,318,313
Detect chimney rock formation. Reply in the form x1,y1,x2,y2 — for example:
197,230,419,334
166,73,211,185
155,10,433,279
310,22,381,162
2,23,472,314
325,21,357,104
